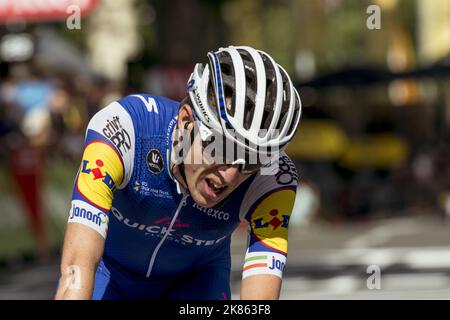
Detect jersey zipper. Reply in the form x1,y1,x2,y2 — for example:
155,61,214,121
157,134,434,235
145,192,188,277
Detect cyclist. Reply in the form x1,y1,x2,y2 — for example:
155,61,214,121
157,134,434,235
55,45,302,300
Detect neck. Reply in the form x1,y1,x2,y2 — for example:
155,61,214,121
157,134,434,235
170,160,188,190
170,127,189,192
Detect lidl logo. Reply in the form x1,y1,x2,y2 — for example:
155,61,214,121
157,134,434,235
250,188,295,254
253,209,289,230
81,158,115,191
76,142,123,210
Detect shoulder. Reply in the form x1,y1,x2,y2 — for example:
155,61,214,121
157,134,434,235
238,152,299,268
117,94,179,114
116,94,180,135
86,94,179,188
256,152,298,189
87,94,180,147
86,100,135,159
239,151,299,221
84,93,178,189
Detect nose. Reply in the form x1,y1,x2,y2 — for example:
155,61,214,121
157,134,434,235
216,164,242,185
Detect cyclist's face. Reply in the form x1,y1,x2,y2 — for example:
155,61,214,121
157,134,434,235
183,149,251,209
176,103,251,208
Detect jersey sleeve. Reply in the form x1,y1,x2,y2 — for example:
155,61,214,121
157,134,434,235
239,152,298,279
68,101,135,238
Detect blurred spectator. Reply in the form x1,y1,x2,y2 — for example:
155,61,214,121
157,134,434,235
0,57,124,261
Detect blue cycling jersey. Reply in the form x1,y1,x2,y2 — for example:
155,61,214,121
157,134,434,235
68,94,298,299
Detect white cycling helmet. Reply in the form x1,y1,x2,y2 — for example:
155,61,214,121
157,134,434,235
187,45,302,163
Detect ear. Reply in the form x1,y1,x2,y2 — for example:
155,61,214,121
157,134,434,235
178,99,195,129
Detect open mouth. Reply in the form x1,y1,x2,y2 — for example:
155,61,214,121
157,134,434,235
203,178,228,200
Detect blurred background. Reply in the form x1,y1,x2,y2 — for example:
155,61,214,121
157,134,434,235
0,0,449,299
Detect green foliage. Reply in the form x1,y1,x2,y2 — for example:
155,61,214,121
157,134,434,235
317,0,371,71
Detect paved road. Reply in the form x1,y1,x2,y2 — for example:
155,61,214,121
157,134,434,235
230,215,450,299
1,215,450,299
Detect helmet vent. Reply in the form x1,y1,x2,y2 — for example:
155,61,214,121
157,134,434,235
259,108,273,137
274,69,291,131
224,84,235,116
243,97,255,130
286,96,300,137
221,63,232,76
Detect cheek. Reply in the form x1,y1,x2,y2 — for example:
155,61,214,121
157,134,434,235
184,135,203,165
184,165,203,188
188,165,202,179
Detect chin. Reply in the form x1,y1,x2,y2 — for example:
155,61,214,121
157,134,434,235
199,201,216,209
191,193,217,208
191,188,227,208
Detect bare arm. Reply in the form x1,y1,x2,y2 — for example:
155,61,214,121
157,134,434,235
240,275,281,300
55,223,105,300
54,102,132,299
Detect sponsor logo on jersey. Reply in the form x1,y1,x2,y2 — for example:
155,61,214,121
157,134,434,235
102,115,131,157
131,95,159,113
69,203,108,227
153,216,190,228
81,159,115,191
192,203,230,221
146,149,164,174
243,254,285,272
268,255,285,271
165,117,178,147
111,207,227,246
253,209,289,230
76,142,123,210
133,180,141,192
242,252,286,279
275,155,298,185
250,188,295,254
68,200,109,238
133,180,173,199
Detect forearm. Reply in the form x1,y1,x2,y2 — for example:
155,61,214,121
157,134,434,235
240,275,281,300
55,223,105,300
55,263,97,300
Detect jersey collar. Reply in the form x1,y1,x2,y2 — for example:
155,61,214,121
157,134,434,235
166,116,189,195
